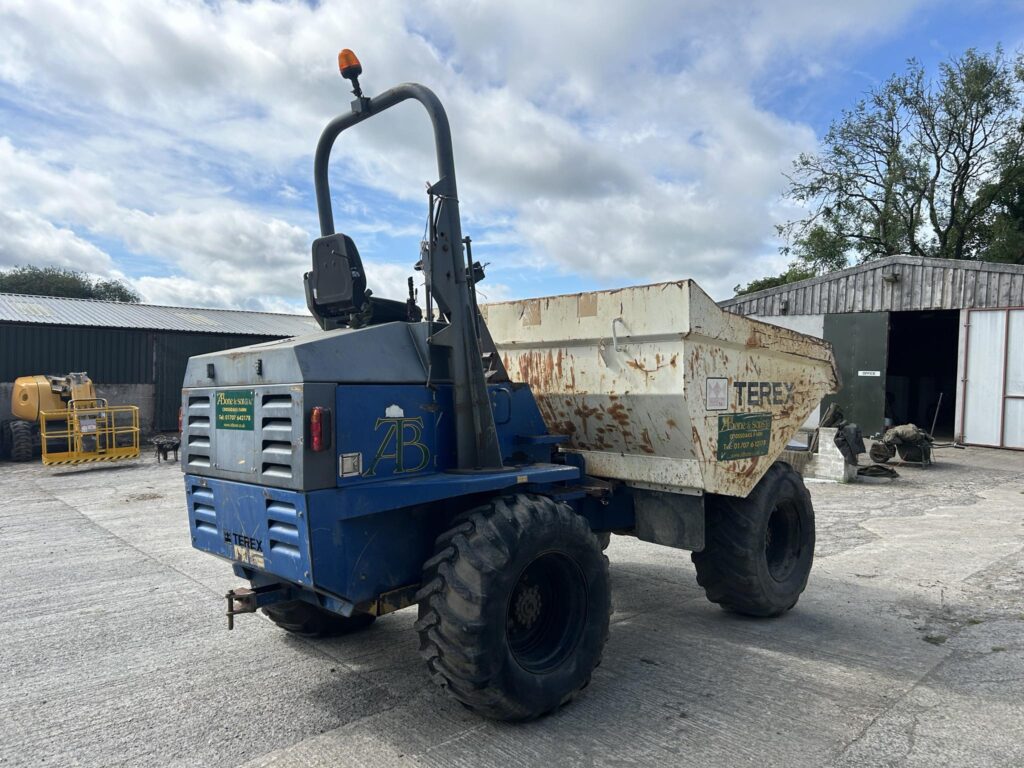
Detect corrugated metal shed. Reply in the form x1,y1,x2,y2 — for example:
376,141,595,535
0,324,151,383
721,255,1024,317
0,294,319,336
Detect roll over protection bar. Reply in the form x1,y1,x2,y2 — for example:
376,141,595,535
311,84,503,471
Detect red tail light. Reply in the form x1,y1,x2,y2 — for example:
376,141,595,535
178,405,183,434
310,406,328,452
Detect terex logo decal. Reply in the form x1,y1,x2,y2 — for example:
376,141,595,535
364,404,431,477
224,530,264,568
224,531,263,551
733,381,795,407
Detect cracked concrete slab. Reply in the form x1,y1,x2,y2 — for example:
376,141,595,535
0,444,1022,767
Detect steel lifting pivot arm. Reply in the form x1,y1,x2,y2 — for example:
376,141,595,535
312,72,503,471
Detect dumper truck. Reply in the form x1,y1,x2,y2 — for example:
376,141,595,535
181,51,839,721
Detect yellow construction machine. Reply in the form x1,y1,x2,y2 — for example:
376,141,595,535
2,372,140,465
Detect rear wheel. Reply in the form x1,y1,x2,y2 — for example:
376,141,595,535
262,600,376,638
692,461,814,617
9,420,35,462
416,494,610,721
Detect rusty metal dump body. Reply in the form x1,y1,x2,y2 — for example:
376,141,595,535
481,281,839,498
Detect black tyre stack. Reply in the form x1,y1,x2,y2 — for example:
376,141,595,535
0,421,10,460
9,420,35,462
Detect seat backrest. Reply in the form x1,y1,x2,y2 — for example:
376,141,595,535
304,233,369,327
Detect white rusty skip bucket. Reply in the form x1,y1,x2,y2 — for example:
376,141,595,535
482,281,839,498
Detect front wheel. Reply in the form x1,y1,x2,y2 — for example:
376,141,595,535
415,494,610,721
692,461,814,617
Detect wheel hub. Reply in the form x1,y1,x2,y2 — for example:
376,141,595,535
513,583,542,628
506,552,588,674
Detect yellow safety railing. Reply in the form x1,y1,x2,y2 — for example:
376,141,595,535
39,398,141,466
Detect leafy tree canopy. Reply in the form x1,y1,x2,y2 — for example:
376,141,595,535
0,265,141,303
738,46,1024,296
733,264,816,297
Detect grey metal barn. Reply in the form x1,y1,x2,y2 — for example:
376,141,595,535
0,294,317,432
720,255,1024,449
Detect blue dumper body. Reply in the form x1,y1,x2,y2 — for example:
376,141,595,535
181,323,634,617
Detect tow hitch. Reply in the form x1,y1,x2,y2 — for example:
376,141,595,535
225,584,286,629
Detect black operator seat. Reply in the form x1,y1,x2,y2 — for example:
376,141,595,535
305,233,368,324
304,234,422,328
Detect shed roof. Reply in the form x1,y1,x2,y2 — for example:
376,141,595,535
721,255,1024,317
0,293,319,336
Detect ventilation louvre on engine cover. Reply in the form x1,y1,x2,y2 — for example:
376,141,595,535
185,395,212,469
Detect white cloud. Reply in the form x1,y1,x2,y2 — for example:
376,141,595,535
0,135,418,309
0,0,927,308
0,210,115,273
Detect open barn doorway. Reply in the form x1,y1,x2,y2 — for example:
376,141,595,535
885,310,959,439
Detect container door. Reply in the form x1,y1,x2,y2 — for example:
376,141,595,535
962,310,1007,447
1003,309,1024,449
822,312,888,436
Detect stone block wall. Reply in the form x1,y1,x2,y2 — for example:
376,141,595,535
782,427,858,483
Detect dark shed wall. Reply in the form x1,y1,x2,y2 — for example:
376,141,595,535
0,323,151,382
153,332,264,430
0,323,283,431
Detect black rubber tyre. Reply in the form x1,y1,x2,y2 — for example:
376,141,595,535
415,493,611,721
0,421,10,460
692,461,814,618
595,531,611,550
262,600,376,638
869,442,895,463
9,420,35,462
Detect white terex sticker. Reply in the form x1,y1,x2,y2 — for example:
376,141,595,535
706,377,729,410
858,370,881,377
384,404,405,418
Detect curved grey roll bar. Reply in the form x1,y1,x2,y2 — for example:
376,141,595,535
313,84,457,238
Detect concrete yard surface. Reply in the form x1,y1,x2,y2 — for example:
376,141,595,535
1,446,1022,767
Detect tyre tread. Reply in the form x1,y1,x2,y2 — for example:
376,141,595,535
692,461,814,617
417,494,610,721
10,420,35,462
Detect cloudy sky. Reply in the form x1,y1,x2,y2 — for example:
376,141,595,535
1,1,1021,312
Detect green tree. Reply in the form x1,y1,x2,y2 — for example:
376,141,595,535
739,47,1024,296
735,226,847,296
0,265,141,302
734,264,816,297
982,167,1024,263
